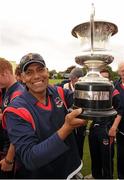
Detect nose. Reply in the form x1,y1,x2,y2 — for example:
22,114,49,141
33,71,41,79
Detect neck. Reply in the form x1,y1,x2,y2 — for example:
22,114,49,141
121,78,124,84
6,78,17,91
30,90,47,104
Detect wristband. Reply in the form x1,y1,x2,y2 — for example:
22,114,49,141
5,158,14,165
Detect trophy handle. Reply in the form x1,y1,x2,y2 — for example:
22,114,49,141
90,3,95,55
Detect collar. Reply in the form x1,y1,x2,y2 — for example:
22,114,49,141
5,82,22,96
22,86,53,105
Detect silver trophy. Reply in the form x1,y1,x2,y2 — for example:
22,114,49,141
72,4,118,121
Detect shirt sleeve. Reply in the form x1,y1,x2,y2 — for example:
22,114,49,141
112,93,123,116
5,112,69,170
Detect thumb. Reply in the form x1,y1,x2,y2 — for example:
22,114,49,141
69,108,82,118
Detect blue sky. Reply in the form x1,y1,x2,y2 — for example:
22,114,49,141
0,0,123,71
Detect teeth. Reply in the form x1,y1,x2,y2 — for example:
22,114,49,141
33,81,43,85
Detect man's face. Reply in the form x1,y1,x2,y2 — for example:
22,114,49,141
118,65,124,80
100,72,109,79
71,77,79,86
22,63,49,95
0,72,9,89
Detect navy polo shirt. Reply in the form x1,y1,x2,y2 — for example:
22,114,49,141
4,85,81,179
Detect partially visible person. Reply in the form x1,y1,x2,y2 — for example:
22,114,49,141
56,79,70,88
3,53,86,179
63,67,87,160
15,64,23,83
0,89,2,107
100,68,111,79
0,89,3,159
64,67,83,91
113,62,124,179
55,67,83,89
15,64,24,85
0,88,6,155
88,68,122,179
0,58,24,178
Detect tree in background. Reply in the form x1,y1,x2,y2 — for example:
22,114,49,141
105,66,119,81
49,65,119,81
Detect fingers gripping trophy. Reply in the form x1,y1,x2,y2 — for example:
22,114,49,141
72,4,118,122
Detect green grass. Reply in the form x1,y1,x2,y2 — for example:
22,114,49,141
82,135,117,179
49,79,63,85
82,135,91,176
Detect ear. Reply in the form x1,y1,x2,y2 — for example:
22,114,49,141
118,70,121,76
46,68,49,76
21,73,26,83
46,68,49,72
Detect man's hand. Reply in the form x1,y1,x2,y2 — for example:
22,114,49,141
109,114,121,138
109,127,117,138
57,108,86,140
65,108,86,129
0,158,13,171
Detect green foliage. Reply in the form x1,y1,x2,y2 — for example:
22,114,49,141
65,65,76,73
49,65,120,81
49,79,63,85
57,73,63,79
106,66,119,81
49,69,57,79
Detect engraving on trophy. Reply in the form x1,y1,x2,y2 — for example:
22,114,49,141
74,90,109,101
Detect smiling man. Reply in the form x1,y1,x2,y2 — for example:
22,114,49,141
3,53,86,179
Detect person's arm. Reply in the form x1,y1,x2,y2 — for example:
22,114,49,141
5,108,85,170
0,110,15,171
0,108,2,121
109,114,121,137
0,143,15,171
109,91,123,137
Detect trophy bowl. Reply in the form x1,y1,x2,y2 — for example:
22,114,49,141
72,21,118,52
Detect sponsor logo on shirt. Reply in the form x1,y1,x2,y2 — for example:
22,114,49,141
54,97,63,108
3,97,9,108
103,138,109,145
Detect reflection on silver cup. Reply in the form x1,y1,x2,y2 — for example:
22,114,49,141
74,90,109,101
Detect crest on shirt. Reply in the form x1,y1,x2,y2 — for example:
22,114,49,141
3,97,9,108
103,138,109,145
54,97,63,108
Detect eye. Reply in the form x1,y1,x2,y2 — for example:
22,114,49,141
25,70,32,75
38,67,45,72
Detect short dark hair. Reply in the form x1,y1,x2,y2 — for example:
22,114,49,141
15,64,21,76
